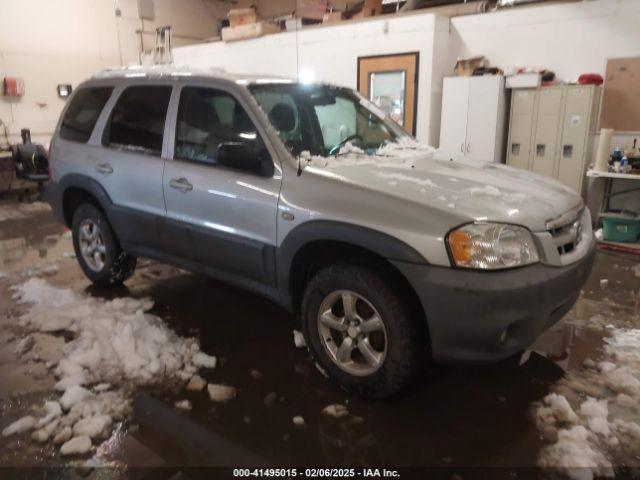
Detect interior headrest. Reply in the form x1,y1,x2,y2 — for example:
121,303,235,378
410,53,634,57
268,103,296,132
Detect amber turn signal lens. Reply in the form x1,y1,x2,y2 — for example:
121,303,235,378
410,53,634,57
448,230,473,265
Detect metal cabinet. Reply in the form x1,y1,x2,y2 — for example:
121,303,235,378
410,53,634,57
506,84,601,193
439,76,507,164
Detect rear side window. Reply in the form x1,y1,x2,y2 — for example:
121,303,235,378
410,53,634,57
105,86,172,156
59,87,113,143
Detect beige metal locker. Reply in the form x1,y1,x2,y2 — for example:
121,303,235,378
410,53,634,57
506,89,537,170
506,84,601,193
532,87,564,178
557,85,601,192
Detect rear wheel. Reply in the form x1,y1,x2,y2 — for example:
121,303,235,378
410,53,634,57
71,204,136,286
301,264,424,398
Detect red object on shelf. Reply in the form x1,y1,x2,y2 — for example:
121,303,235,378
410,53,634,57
2,77,25,96
578,73,604,86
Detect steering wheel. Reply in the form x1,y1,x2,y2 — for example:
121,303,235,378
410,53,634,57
329,134,364,156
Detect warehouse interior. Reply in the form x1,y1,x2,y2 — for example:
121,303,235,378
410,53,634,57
1,0,639,479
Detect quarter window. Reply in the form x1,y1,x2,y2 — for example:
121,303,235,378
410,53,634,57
105,86,172,156
175,87,260,165
59,87,113,143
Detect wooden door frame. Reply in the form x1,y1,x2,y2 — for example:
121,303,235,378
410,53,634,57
357,52,420,136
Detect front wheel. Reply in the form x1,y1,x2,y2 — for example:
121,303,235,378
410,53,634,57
71,203,137,286
301,264,425,398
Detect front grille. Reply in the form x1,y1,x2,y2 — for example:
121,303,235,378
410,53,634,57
548,210,584,256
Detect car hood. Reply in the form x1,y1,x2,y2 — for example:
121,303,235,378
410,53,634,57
305,155,583,232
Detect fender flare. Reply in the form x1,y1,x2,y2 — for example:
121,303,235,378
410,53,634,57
276,220,427,292
56,174,115,226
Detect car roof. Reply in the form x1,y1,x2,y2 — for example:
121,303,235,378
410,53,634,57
90,65,297,86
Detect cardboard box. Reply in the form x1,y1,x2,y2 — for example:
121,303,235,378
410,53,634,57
227,8,258,27
295,0,327,20
349,0,382,19
454,56,488,76
323,11,343,23
235,0,328,20
221,22,280,42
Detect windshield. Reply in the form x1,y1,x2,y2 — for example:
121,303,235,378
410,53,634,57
248,83,409,157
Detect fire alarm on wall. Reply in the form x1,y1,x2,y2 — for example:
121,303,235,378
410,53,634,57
2,77,25,97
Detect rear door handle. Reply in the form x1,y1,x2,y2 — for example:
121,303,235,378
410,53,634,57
95,163,113,174
169,177,193,193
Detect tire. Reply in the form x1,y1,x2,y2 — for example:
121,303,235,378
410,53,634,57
71,203,137,286
301,264,425,398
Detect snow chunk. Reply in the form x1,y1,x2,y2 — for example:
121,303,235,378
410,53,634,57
375,172,437,189
73,414,111,438
186,374,207,391
60,436,92,456
539,426,613,480
292,416,306,427
544,393,579,424
300,138,434,169
467,185,528,204
60,386,92,411
322,404,350,419
32,419,60,443
175,399,192,411
2,416,36,437
192,352,217,369
36,401,62,428
14,335,35,357
579,398,609,436
599,279,609,289
207,384,236,403
293,330,306,348
53,426,72,445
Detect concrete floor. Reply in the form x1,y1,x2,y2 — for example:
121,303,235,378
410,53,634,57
0,198,638,479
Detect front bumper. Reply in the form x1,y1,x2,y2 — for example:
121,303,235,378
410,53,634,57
392,238,596,364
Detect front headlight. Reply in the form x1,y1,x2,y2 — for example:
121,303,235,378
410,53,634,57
447,223,539,270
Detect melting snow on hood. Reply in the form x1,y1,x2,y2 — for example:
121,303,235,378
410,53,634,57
299,137,436,169
2,278,220,456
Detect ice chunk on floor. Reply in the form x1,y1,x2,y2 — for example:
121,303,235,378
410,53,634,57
2,416,36,437
292,416,305,427
192,352,217,369
207,384,236,403
60,436,92,456
53,426,72,445
73,414,111,438
186,374,207,391
322,404,350,418
293,330,306,348
36,401,62,428
175,399,192,411
543,393,579,424
60,386,92,411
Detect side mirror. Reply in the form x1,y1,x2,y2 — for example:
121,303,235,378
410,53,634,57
217,142,274,177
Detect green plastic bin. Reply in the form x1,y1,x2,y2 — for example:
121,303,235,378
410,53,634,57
602,214,640,243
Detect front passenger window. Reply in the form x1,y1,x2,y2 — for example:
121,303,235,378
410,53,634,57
175,87,260,166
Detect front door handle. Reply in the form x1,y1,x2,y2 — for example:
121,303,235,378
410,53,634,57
169,177,193,193
95,163,113,174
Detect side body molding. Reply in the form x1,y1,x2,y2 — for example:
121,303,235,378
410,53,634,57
276,220,428,292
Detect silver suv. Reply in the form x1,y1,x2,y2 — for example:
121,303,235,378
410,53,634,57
46,66,595,398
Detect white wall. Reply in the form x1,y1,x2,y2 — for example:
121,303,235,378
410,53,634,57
174,12,450,144
0,0,224,145
450,0,640,83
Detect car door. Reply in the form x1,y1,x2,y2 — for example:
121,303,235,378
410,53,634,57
162,82,282,286
90,82,173,251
